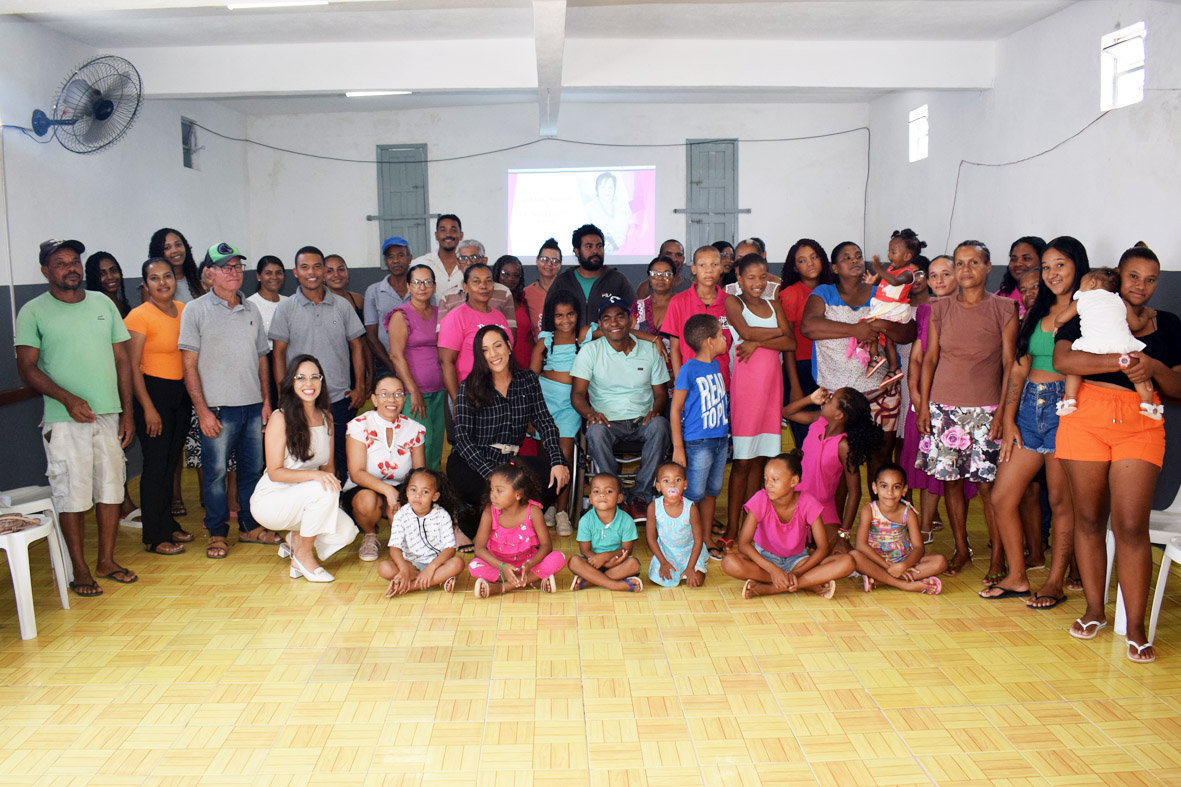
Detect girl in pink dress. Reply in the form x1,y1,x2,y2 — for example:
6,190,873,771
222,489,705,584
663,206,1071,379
469,463,567,597
782,387,885,552
722,255,796,548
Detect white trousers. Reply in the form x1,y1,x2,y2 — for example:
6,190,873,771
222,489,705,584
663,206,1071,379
251,479,358,561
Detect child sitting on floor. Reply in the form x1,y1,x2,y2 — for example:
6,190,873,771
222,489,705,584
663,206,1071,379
721,451,854,599
469,463,567,597
1053,267,1160,419
569,472,643,592
849,463,947,594
646,462,708,588
378,468,465,596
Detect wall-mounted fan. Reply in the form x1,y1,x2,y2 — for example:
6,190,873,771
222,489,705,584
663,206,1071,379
30,55,143,154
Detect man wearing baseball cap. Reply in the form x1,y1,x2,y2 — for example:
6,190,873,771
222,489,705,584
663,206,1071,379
570,293,671,521
362,236,412,367
16,239,138,595
178,242,279,558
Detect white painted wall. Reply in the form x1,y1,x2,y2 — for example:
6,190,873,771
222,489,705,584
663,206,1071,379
867,0,1181,268
242,101,870,271
0,16,250,287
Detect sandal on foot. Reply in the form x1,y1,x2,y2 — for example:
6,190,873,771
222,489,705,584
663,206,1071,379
206,537,228,559
540,575,557,594
930,519,945,532
742,579,759,599
816,580,837,599
863,575,875,593
1066,575,1084,591
982,571,1007,585
716,537,736,553
1069,618,1107,640
443,576,456,593
979,585,1029,600
1127,639,1156,663
945,553,972,576
172,529,195,543
570,576,587,592
920,530,934,545
458,544,475,554
624,576,643,593
1025,593,1067,610
879,368,904,387
145,542,185,555
68,581,103,597
170,500,187,517
238,528,281,545
865,356,887,377
101,568,137,584
474,578,491,599
921,577,943,595
707,546,725,560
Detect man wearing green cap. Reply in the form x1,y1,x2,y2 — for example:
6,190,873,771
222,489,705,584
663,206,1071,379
178,242,279,559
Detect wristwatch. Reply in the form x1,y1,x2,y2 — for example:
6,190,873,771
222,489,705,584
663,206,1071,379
1118,353,1132,369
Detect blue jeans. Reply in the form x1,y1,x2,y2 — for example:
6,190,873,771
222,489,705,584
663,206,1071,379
586,415,671,505
684,436,728,502
201,404,264,537
1015,380,1064,455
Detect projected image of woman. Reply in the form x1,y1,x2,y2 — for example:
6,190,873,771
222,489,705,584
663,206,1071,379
585,171,632,254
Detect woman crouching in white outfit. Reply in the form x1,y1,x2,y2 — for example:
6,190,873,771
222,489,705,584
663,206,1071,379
252,354,358,582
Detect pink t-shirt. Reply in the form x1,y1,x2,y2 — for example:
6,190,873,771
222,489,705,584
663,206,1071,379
665,285,733,390
437,303,511,381
745,489,823,558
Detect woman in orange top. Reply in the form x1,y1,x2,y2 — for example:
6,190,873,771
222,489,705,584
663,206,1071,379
124,257,193,554
778,239,834,449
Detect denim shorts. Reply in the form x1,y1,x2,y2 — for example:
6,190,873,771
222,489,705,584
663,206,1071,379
1015,380,1064,455
754,543,809,572
685,436,728,501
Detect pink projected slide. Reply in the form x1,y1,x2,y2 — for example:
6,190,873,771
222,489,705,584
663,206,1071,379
507,167,656,257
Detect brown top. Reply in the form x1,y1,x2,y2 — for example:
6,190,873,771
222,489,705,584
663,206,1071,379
930,291,1016,408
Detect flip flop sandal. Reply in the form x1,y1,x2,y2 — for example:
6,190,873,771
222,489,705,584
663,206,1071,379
1127,640,1156,664
172,529,195,543
1026,593,1067,610
540,575,557,593
101,569,137,584
1069,618,1107,640
716,538,736,552
170,501,187,517
443,576,456,593
68,581,103,597
979,586,1029,600
145,543,185,555
238,529,281,545
707,546,725,560
818,580,837,599
624,577,643,593
457,544,475,554
570,576,587,591
921,577,943,595
474,578,491,598
863,575,874,593
981,571,1007,585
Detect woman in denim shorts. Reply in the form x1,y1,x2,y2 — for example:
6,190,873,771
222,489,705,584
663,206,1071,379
981,236,1090,607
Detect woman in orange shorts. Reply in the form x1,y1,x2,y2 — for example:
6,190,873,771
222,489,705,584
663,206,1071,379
1054,244,1181,664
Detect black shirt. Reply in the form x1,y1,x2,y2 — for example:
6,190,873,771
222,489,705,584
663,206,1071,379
453,370,567,477
1056,309,1181,391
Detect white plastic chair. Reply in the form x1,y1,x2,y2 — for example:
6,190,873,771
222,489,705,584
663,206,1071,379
0,486,73,583
1105,483,1181,635
0,516,71,639
1146,537,1181,644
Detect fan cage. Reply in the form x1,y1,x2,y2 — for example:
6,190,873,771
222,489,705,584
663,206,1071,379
51,55,143,154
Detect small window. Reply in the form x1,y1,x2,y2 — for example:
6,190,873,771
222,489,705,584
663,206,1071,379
181,118,198,169
908,104,928,163
1100,22,1146,111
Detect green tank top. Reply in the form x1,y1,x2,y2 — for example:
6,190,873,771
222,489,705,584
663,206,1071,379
1028,320,1058,374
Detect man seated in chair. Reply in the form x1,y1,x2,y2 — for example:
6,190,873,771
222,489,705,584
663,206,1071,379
570,295,671,520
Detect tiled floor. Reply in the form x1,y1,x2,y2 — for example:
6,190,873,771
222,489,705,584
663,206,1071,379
2,467,1180,786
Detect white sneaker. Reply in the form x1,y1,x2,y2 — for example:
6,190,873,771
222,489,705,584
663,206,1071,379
556,511,573,536
543,506,557,527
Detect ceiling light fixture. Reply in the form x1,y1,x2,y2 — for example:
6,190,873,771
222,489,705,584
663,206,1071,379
226,1,329,10
345,90,413,98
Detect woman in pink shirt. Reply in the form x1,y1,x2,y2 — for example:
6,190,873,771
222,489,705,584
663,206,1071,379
438,263,511,407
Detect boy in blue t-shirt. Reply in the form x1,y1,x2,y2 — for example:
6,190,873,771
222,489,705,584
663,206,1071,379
670,313,730,559
569,472,643,592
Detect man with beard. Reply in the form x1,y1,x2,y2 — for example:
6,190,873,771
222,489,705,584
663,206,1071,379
543,224,635,325
412,214,465,300
16,239,137,596
363,236,412,370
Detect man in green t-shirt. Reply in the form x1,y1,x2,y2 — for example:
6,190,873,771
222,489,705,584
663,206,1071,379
15,239,136,598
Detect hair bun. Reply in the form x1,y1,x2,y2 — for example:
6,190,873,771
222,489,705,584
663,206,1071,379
1134,241,1148,248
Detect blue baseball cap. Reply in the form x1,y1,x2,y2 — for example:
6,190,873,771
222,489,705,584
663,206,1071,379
596,293,633,319
382,236,410,254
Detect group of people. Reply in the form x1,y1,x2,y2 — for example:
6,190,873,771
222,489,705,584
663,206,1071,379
17,217,1175,665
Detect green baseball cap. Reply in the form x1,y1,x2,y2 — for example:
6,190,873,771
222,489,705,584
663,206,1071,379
203,241,246,269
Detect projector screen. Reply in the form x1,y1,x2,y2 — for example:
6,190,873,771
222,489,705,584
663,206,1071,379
507,166,656,258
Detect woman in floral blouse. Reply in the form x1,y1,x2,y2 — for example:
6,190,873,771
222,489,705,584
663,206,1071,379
343,373,426,561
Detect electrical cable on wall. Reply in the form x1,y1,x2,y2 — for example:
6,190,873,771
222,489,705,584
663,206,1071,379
943,111,1110,251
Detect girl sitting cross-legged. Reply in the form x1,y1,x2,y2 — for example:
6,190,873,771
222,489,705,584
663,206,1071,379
721,451,854,599
850,463,947,594
377,468,465,597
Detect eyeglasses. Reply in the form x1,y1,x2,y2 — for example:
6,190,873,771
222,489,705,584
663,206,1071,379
409,279,434,288
457,254,483,263
499,271,522,280
293,374,323,382
217,263,244,273
537,256,561,265
374,391,406,400
913,271,927,280
648,271,673,280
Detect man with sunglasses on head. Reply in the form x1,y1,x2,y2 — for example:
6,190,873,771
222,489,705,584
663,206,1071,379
178,242,279,559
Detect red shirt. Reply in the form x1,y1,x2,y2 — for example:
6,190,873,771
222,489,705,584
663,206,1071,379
777,281,815,361
664,285,733,390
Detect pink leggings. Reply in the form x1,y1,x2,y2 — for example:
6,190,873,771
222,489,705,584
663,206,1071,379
469,549,567,582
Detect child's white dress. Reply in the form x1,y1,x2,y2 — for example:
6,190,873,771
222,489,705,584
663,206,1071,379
1071,289,1145,354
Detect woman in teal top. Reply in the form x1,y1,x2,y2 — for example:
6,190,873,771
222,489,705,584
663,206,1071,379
981,236,1090,607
